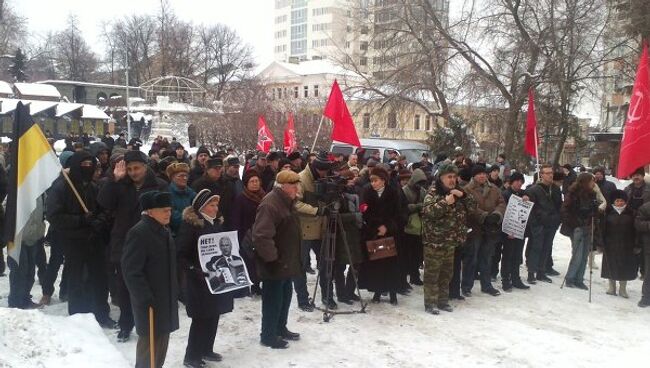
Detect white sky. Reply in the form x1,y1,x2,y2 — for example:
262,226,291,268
13,0,276,66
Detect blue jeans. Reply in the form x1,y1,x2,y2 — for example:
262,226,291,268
527,226,557,274
261,279,293,340
566,226,591,283
464,232,499,292
292,239,320,305
8,243,41,308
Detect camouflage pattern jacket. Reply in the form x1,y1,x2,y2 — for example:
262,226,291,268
421,181,476,248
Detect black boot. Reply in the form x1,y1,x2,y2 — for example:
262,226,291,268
502,277,513,292
260,336,289,349
512,278,530,290
372,292,381,303
527,272,537,285
536,273,553,283
389,292,398,305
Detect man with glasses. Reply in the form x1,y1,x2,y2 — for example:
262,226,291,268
525,164,563,284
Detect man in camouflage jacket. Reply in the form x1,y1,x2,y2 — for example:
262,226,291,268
421,164,476,315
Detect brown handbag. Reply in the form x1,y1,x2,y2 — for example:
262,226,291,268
365,237,397,261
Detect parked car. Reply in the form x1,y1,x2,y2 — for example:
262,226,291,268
330,138,431,163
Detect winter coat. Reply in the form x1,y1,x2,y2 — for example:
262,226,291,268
121,215,179,337
422,181,476,248
225,175,244,198
634,201,650,246
601,206,638,281
525,182,563,229
597,179,617,206
252,187,303,280
176,207,234,318
231,192,262,251
402,169,428,210
560,190,598,236
563,170,577,195
357,185,402,292
463,179,506,236
259,166,276,193
295,165,325,240
97,168,168,262
336,191,363,265
192,175,234,230
168,182,196,236
624,182,650,212
188,165,204,187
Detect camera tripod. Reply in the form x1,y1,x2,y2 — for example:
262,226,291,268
308,200,367,322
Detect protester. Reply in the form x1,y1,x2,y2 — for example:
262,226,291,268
192,158,234,229
600,190,638,298
167,162,195,236
224,157,244,198
188,146,211,185
231,170,266,295
488,165,503,188
288,152,302,173
500,172,531,291
122,191,178,368
46,151,114,327
635,199,650,307
422,164,475,314
593,166,616,205
252,170,303,349
525,164,563,284
358,167,401,305
98,150,168,342
401,169,427,286
463,165,506,296
177,190,234,367
562,164,577,195
561,173,598,290
260,152,280,191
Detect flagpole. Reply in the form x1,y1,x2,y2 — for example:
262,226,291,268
534,126,540,174
310,115,325,153
60,168,90,214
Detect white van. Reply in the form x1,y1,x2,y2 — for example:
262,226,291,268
330,138,431,163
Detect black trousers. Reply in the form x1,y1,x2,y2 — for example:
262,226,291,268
491,240,504,278
527,226,557,274
261,279,292,340
116,263,135,332
185,316,220,361
641,243,650,303
8,243,39,308
64,241,110,321
136,333,169,368
42,234,67,297
402,233,424,281
501,237,525,282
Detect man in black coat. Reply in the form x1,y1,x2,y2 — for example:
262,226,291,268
252,170,303,349
594,166,617,205
192,158,234,229
525,164,563,284
46,151,114,327
122,191,178,368
98,150,168,342
500,172,531,291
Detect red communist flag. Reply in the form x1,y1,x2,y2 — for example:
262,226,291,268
525,88,539,158
257,115,274,153
283,113,298,154
618,42,650,178
323,80,361,147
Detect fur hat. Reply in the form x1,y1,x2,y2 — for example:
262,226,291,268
369,167,390,183
166,162,190,179
288,152,302,161
242,169,260,187
276,170,301,184
196,146,211,157
611,189,628,203
438,163,459,176
140,191,172,210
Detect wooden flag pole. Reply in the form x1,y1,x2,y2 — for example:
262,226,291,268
60,168,89,214
149,307,155,368
310,115,325,153
534,126,540,176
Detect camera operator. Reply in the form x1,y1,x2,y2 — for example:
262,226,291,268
560,173,599,290
294,152,332,311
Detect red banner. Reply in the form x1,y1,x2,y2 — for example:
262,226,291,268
323,80,361,147
283,113,298,154
257,115,274,153
525,88,538,158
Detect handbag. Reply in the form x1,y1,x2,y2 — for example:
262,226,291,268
365,236,397,261
404,213,422,236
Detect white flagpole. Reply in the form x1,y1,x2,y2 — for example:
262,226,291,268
310,115,325,153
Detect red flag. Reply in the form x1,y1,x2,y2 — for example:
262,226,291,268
283,113,298,154
525,88,539,158
257,115,274,153
618,42,650,178
323,80,361,147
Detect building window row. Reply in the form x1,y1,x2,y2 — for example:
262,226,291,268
275,0,290,9
291,0,307,8
275,15,287,24
312,39,330,48
291,40,307,55
272,85,320,100
274,44,287,53
312,23,331,32
291,24,307,40
274,30,287,39
313,7,331,16
291,8,308,24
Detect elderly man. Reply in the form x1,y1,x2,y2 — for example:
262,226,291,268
253,170,303,349
122,191,178,368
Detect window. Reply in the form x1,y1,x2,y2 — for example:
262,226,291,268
425,115,431,131
346,41,350,49
414,114,420,130
314,85,319,97
291,24,307,39
275,15,287,24
304,85,309,97
274,44,287,53
360,25,369,35
363,113,370,129
291,0,307,7
312,39,329,47
275,30,287,39
291,40,307,54
359,57,368,66
312,23,330,32
313,7,331,16
275,0,290,8
291,9,307,24
388,112,397,129
360,41,368,51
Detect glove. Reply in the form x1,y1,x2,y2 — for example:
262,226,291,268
317,205,330,217
484,213,501,226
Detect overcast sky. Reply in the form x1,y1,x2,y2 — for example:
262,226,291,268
14,0,276,66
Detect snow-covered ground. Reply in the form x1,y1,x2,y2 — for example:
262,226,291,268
1,231,649,368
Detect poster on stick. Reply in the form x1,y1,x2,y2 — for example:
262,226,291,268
501,195,534,240
198,231,251,294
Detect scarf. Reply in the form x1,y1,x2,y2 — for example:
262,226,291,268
201,212,216,225
613,204,626,215
243,188,266,204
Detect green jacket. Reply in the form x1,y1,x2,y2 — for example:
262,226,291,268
421,182,476,248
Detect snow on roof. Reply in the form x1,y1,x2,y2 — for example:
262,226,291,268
0,98,20,114
27,100,58,114
258,59,363,79
82,105,110,120
37,79,138,90
56,102,84,117
0,81,12,95
13,83,61,98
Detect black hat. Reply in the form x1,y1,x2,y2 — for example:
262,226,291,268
267,151,281,161
139,191,172,210
471,165,487,177
311,152,332,171
370,167,390,183
226,157,240,167
192,189,220,212
611,189,628,203
593,166,605,176
124,150,148,164
509,172,525,183
197,146,210,156
206,158,223,169
288,152,302,161
489,165,500,173
632,167,645,177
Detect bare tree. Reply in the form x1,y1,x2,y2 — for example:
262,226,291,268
108,15,158,85
52,15,98,81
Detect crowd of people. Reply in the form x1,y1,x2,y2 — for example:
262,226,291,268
1,135,649,368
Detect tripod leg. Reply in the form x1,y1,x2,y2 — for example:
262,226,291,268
336,215,367,312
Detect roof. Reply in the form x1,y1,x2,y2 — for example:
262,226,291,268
257,59,363,80
56,102,84,117
13,83,61,98
0,98,20,114
37,80,139,90
0,81,12,95
0,98,109,120
27,100,58,114
82,105,110,120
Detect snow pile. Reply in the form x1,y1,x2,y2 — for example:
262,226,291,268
0,309,129,368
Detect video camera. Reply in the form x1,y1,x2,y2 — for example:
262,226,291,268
314,175,348,205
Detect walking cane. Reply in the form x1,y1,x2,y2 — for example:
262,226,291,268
149,307,155,368
588,216,595,303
